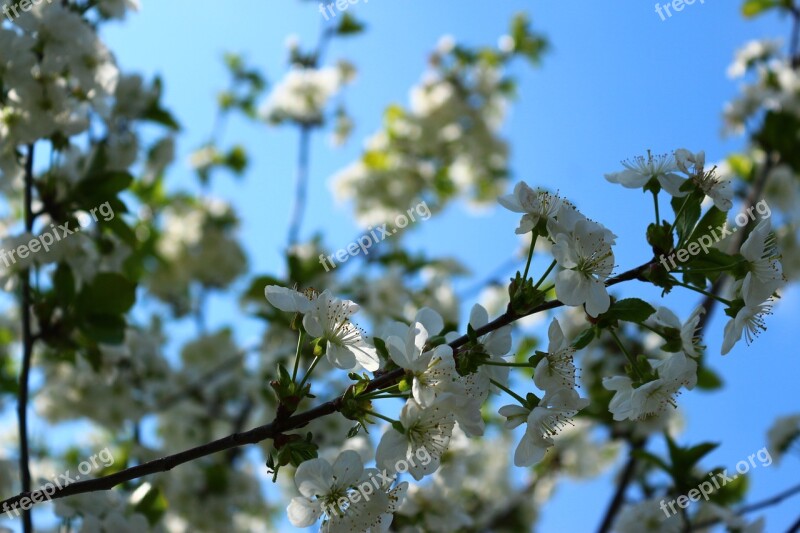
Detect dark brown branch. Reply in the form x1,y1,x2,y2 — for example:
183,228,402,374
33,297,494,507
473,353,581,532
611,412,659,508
595,440,645,533
0,259,655,513
17,143,35,533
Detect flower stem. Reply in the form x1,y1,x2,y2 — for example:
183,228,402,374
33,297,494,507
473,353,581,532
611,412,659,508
490,378,527,405
609,329,644,380
534,260,558,290
298,351,323,391
522,233,537,281
482,361,535,368
670,278,732,305
363,409,400,425
652,190,660,225
291,331,305,383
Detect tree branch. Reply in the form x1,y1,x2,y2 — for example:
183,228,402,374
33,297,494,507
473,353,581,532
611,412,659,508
0,259,655,513
17,143,35,533
595,440,645,533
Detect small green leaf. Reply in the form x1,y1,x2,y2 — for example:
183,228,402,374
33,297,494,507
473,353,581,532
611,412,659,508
604,298,656,324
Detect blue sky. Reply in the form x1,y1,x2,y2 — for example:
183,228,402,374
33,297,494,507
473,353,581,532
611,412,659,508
90,0,800,530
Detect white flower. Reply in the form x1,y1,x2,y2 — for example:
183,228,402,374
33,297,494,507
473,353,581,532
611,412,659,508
605,152,687,197
675,149,733,211
287,451,406,532
386,323,458,408
533,318,578,393
498,182,563,234
264,286,380,371
603,352,696,421
262,66,345,125
721,277,780,355
740,218,784,294
651,306,705,357
443,304,512,437
376,398,455,481
502,388,589,467
551,219,615,317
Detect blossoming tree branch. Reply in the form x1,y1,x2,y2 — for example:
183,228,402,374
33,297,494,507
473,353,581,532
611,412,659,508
1,1,799,532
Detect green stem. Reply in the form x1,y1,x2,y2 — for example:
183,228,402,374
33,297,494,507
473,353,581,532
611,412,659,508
490,378,527,405
482,361,535,368
534,260,558,290
363,409,400,425
652,190,660,225
670,278,732,305
609,329,644,380
291,331,305,383
361,384,401,400
298,351,323,391
522,233,537,281
366,394,409,400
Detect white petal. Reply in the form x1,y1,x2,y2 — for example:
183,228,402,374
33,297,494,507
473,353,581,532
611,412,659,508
332,450,364,487
264,285,312,313
287,497,322,527
415,308,444,337
295,458,333,498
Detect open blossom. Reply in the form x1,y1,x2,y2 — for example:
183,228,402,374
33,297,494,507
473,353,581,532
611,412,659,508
498,181,563,234
551,219,615,317
721,276,781,355
443,303,512,436
604,151,687,197
499,388,589,467
603,352,697,421
534,318,578,394
650,306,705,357
261,65,348,125
675,148,733,211
386,322,458,408
740,218,784,294
287,450,407,532
376,398,455,481
264,286,380,371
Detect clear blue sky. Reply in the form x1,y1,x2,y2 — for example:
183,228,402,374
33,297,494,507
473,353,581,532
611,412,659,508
97,1,800,530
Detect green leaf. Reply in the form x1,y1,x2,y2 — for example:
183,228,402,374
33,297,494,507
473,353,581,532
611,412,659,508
133,484,169,525
53,263,76,303
572,327,596,349
81,314,126,344
78,273,136,315
336,13,365,35
604,298,656,324
696,367,724,390
142,105,181,130
671,192,703,244
741,0,780,17
686,207,728,249
632,449,671,474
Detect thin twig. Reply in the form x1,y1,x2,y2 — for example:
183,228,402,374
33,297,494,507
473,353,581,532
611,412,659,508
287,125,312,247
